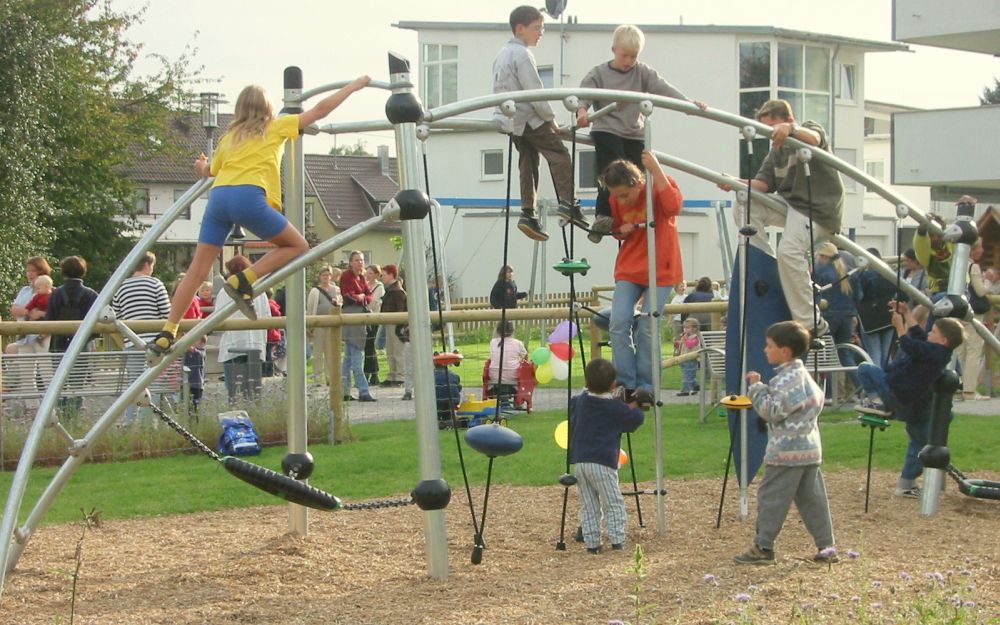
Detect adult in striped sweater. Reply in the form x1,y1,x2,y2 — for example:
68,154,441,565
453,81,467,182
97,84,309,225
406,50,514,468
112,251,171,425
734,320,837,566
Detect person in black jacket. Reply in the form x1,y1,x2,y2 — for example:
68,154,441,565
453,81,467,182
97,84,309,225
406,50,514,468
855,302,964,498
45,256,99,353
489,265,527,309
44,256,99,416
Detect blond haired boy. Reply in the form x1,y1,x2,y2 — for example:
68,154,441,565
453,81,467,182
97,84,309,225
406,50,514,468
576,24,706,243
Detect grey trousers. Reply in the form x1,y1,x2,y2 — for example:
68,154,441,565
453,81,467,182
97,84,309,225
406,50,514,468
755,464,834,551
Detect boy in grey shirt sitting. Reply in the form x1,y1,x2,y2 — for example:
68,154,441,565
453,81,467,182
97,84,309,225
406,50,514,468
493,5,586,241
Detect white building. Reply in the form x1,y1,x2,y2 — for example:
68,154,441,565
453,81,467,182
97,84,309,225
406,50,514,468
395,20,907,297
891,0,1000,209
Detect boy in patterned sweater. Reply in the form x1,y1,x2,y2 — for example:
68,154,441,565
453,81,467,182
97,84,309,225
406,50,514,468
734,321,836,565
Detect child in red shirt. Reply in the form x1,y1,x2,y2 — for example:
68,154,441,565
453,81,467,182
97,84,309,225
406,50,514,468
23,275,54,345
606,150,683,408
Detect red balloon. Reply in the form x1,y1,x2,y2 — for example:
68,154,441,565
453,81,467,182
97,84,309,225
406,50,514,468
549,342,574,361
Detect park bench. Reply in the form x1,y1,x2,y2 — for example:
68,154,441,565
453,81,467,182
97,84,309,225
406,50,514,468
0,350,184,412
695,330,870,421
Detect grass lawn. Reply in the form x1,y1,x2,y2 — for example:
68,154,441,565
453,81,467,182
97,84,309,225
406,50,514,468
3,404,997,526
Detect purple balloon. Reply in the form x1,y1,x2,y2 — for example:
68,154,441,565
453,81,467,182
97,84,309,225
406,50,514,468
548,320,579,344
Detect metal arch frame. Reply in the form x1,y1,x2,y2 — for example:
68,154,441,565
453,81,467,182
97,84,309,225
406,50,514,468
5,81,996,596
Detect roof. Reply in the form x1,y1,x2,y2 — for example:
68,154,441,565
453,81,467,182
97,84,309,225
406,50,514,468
393,21,908,53
129,114,234,184
304,153,401,231
129,113,400,232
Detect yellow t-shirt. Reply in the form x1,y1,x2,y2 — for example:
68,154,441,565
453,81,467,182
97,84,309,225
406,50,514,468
210,114,300,210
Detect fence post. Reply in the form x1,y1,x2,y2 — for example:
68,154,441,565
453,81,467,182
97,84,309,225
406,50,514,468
328,312,350,444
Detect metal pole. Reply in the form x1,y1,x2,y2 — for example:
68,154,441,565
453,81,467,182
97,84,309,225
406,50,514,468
282,66,309,537
387,52,448,578
641,103,666,534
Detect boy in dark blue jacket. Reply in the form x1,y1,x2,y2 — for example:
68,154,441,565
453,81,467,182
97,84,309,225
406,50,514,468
856,301,964,497
569,358,644,553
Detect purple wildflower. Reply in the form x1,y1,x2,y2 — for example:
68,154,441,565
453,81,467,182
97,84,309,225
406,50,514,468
829,593,840,601
608,621,626,625
847,549,860,559
819,547,837,558
851,596,861,603
964,600,976,608
872,580,882,588
735,593,752,603
872,602,882,609
926,572,945,584
703,574,719,586
800,602,814,612
900,572,913,580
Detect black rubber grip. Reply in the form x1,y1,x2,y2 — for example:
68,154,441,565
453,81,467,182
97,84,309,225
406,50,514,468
223,457,342,511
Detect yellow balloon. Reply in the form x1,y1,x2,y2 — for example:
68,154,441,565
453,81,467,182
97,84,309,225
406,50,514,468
536,361,554,384
618,448,629,468
554,420,568,449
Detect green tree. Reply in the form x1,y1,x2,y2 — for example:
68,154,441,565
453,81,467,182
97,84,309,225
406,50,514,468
980,77,1000,105
0,0,196,314
329,139,372,156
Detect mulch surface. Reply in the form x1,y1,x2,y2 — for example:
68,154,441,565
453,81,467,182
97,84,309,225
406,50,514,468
3,469,999,624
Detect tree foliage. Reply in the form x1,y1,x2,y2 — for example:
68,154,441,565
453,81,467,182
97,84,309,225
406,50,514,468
0,0,197,315
329,139,372,156
980,77,1000,105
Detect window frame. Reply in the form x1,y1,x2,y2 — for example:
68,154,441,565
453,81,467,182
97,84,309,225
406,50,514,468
421,43,459,109
172,188,192,220
836,63,857,105
577,150,598,191
480,149,505,182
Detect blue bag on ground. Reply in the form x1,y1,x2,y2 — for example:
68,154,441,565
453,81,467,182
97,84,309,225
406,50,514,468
218,411,262,456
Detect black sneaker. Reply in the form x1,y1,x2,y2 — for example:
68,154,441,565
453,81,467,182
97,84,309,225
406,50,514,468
733,544,775,565
146,331,176,357
857,398,891,417
611,543,624,551
574,526,584,543
223,270,258,321
587,215,614,243
358,394,376,402
517,210,549,241
633,389,655,410
343,395,354,402
587,546,602,555
808,325,829,351
812,548,839,564
556,199,589,229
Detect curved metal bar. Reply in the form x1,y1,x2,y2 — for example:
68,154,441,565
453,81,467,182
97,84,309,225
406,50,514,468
0,204,400,581
298,80,395,103
0,177,211,587
424,87,942,236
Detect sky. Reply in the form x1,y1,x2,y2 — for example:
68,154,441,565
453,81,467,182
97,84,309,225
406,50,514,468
111,0,999,153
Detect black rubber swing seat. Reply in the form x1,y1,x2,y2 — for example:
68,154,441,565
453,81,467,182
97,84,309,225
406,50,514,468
223,456,343,511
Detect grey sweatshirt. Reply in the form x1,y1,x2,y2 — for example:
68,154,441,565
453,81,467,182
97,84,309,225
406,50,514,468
578,61,689,139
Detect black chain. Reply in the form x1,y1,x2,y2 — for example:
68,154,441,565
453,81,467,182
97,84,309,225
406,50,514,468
343,497,414,510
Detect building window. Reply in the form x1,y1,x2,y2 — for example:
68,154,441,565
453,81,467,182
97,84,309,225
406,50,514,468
172,189,192,220
305,199,316,227
737,40,832,176
738,41,771,119
836,64,856,103
578,151,597,190
834,148,857,194
134,188,150,215
538,65,554,89
422,44,458,109
865,160,885,192
481,149,505,181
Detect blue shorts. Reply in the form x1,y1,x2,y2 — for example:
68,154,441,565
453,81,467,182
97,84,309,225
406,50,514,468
199,185,289,247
